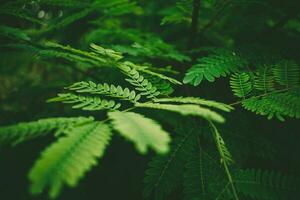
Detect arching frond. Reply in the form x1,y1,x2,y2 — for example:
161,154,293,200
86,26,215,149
108,111,171,154
29,122,112,199
66,81,141,103
254,64,275,92
230,72,253,98
209,122,234,165
0,25,31,41
135,102,225,123
0,117,93,146
90,43,123,61
230,59,300,120
48,93,121,110
142,74,175,95
242,88,300,121
184,49,247,86
119,63,161,98
209,121,239,200
153,97,233,112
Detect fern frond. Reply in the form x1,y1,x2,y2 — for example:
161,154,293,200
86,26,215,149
0,117,93,146
184,49,247,86
273,60,300,88
135,102,225,123
143,130,196,200
138,67,182,85
234,169,300,199
90,43,123,61
242,88,300,120
119,63,161,98
108,111,171,154
209,121,239,200
209,122,234,164
66,81,141,103
184,150,226,200
254,64,275,92
29,122,112,199
0,25,31,41
153,97,233,112
142,75,174,95
230,72,253,98
230,59,300,120
48,93,121,110
43,41,109,65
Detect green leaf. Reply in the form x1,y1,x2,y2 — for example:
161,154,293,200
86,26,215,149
108,111,171,154
153,97,233,112
184,49,246,86
135,103,225,123
230,72,253,98
0,117,93,146
29,122,112,199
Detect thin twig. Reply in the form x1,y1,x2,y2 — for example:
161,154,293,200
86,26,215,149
189,0,201,47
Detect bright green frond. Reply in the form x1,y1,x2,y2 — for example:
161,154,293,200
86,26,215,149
209,122,234,165
66,81,141,103
0,25,31,41
29,122,112,199
108,111,171,154
135,102,225,123
153,97,233,112
119,63,161,99
230,59,300,120
184,49,247,86
48,93,121,111
230,72,253,98
0,117,93,146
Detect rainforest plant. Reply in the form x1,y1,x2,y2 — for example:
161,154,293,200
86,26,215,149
0,0,300,200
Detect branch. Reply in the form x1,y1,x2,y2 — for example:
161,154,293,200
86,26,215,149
188,0,201,47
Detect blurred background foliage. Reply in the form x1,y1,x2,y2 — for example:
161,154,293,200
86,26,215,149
0,0,299,199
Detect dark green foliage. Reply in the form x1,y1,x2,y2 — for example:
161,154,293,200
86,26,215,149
0,0,300,199
143,130,196,200
234,169,300,200
230,72,253,98
184,49,247,86
229,59,300,120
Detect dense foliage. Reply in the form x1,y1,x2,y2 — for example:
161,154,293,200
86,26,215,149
0,0,299,199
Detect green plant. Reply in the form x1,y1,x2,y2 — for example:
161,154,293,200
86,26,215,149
0,0,300,200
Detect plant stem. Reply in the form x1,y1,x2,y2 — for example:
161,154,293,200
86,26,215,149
189,0,201,47
209,121,239,200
